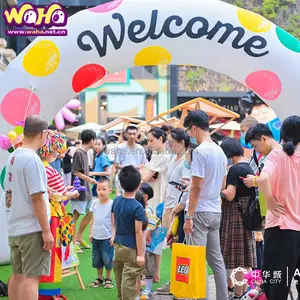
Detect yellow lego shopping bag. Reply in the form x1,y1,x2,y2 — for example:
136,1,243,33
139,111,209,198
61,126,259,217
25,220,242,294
170,242,206,299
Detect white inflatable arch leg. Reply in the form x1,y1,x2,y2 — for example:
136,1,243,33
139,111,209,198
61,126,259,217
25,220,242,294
0,0,300,264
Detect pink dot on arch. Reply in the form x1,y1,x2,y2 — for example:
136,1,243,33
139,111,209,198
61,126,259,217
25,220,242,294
72,64,107,93
0,88,41,125
88,0,123,13
245,70,282,101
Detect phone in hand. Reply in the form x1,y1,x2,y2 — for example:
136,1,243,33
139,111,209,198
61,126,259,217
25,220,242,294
169,181,186,191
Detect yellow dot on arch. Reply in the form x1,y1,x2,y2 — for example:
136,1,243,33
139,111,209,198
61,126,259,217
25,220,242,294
23,40,60,76
237,8,272,33
134,46,172,66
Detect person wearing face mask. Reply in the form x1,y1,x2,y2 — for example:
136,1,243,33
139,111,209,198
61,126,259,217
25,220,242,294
240,117,264,175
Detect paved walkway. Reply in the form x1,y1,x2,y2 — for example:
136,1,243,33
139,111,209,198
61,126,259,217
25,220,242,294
153,275,216,299
153,276,298,299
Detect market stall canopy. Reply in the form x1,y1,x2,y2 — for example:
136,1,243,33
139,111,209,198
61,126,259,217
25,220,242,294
101,116,145,132
145,98,240,134
138,117,181,131
65,122,103,133
210,121,241,131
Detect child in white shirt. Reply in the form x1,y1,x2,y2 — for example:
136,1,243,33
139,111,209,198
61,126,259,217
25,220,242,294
89,177,114,289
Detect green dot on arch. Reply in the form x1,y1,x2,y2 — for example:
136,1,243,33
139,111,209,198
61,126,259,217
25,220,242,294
276,27,300,53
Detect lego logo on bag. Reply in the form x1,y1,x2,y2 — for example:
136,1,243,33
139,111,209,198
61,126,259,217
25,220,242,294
176,257,190,284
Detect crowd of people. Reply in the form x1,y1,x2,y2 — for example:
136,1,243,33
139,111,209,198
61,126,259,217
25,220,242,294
4,110,300,300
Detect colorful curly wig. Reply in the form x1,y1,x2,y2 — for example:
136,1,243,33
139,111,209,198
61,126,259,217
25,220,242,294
37,132,67,159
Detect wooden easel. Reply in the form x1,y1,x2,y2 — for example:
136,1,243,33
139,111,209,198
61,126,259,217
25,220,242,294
62,266,85,290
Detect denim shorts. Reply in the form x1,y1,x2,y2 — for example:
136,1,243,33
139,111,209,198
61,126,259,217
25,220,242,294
92,238,114,270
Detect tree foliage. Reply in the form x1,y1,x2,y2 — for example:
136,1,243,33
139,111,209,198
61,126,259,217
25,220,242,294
179,0,300,92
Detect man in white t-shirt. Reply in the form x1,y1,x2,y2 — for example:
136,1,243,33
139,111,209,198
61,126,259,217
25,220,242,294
183,110,228,300
5,115,53,300
114,126,148,195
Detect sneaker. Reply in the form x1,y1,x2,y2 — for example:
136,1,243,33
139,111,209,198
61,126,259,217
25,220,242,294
156,282,171,295
228,287,235,299
77,240,91,249
140,289,153,300
75,245,83,253
232,292,248,299
104,278,113,289
89,278,104,288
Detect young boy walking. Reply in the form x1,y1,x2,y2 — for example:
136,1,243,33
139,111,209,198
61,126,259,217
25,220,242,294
89,177,114,289
112,166,147,300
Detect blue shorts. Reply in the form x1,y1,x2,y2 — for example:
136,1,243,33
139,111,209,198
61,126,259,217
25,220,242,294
92,238,114,270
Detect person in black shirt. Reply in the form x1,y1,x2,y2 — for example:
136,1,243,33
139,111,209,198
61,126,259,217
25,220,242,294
220,138,257,299
62,140,73,186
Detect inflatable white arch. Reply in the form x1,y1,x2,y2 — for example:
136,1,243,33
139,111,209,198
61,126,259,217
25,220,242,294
0,0,300,264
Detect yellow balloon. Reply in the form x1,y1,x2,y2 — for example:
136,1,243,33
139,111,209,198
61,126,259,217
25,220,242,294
7,131,17,140
23,40,60,76
237,8,272,33
134,46,172,66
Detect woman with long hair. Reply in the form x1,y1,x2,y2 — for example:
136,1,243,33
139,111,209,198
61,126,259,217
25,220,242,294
90,137,110,197
257,115,300,300
162,128,190,230
140,127,170,283
220,138,257,299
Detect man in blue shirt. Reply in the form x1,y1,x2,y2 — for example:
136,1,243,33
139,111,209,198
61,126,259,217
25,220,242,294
112,165,147,299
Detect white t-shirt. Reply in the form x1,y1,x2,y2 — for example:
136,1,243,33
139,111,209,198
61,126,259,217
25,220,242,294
146,152,169,211
106,143,117,162
186,142,227,213
5,148,49,237
90,199,113,240
115,143,148,167
164,156,185,209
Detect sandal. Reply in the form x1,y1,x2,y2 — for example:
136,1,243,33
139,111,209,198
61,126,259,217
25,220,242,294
89,278,104,288
104,278,113,289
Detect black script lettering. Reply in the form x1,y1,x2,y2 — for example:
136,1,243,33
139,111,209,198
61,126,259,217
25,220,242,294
162,15,185,38
206,21,245,48
147,10,164,40
243,36,269,57
128,20,147,43
185,17,209,39
127,10,165,43
206,21,269,57
77,13,125,57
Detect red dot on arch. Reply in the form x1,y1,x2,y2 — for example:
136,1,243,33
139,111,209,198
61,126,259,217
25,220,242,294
72,64,107,93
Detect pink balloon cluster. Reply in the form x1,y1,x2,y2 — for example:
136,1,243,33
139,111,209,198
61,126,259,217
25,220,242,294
0,123,24,151
54,99,81,130
0,135,12,151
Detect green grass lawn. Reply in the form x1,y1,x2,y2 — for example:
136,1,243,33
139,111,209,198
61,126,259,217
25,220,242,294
0,192,212,299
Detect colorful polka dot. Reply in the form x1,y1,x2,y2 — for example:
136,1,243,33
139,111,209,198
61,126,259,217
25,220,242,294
134,46,172,66
245,70,282,101
0,166,6,191
88,0,123,13
72,64,107,93
23,40,60,76
1,88,41,125
276,27,300,53
237,8,271,33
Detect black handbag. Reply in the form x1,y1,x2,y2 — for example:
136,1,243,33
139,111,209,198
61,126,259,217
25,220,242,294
236,188,262,231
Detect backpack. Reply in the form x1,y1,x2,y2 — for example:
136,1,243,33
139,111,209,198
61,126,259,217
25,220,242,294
236,188,262,231
0,280,8,297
